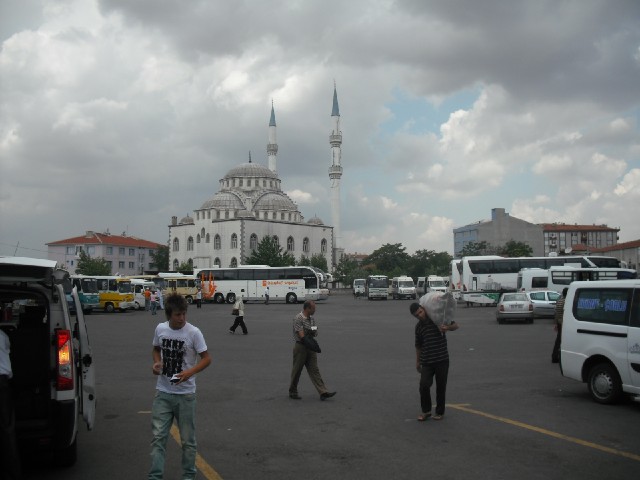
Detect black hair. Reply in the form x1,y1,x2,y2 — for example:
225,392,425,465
164,293,188,319
409,302,420,315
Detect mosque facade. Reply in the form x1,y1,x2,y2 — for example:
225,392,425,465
168,87,342,272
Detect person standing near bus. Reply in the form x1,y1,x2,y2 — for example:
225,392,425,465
150,290,158,316
264,286,270,305
195,288,202,309
551,288,568,364
228,291,247,335
289,300,336,401
144,287,151,311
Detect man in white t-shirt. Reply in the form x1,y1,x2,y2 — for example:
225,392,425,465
149,293,211,480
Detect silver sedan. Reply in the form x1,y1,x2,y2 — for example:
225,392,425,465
525,290,561,318
496,292,534,324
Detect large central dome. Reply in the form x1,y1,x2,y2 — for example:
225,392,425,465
224,162,278,179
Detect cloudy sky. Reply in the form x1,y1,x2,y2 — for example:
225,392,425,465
1,0,639,261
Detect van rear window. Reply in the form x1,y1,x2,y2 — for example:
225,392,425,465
574,289,631,326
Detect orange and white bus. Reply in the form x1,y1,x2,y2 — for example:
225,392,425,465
194,266,321,304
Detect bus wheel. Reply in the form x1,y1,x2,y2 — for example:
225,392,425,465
134,302,142,310
226,293,236,304
105,303,115,313
214,293,225,304
185,296,193,304
286,293,297,304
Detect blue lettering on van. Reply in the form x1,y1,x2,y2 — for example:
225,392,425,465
603,299,627,312
577,298,600,310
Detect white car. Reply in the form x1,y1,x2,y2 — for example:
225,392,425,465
525,290,561,318
496,292,534,324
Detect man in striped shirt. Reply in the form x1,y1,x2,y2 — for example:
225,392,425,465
410,302,459,421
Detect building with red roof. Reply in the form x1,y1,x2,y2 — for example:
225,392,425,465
47,230,164,275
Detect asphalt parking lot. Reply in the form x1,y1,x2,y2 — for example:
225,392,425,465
25,293,640,479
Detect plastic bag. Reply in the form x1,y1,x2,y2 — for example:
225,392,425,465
419,291,456,325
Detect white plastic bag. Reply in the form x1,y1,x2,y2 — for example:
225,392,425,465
419,291,456,325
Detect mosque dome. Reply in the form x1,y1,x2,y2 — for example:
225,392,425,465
180,214,194,225
224,162,278,179
200,192,244,210
307,215,324,225
254,192,297,211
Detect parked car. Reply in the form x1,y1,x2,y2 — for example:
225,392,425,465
525,290,561,318
496,292,534,324
0,257,95,467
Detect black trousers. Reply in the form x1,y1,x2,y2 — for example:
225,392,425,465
0,376,21,479
552,326,562,362
419,360,449,416
229,316,247,334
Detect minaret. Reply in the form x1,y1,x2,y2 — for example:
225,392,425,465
328,83,343,265
267,100,278,172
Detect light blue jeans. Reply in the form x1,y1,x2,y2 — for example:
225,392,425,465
149,391,197,480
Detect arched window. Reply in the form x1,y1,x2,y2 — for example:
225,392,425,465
273,236,279,247
173,259,179,270
250,234,258,250
216,211,221,219
201,228,205,237
231,233,238,249
225,211,229,219
303,237,309,253
187,258,193,269
173,238,180,251
196,234,201,244
272,212,276,219
187,237,194,251
281,213,285,220
206,233,210,243
214,234,221,250
321,239,327,253
214,257,221,267
287,236,294,252
230,257,238,268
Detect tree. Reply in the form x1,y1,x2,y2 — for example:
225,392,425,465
176,260,193,274
150,245,169,272
408,249,453,279
75,251,111,275
459,241,498,257
498,240,533,257
245,236,296,266
309,253,329,273
333,256,368,287
363,243,411,277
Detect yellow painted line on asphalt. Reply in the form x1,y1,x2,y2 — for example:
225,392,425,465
170,424,224,480
448,404,640,462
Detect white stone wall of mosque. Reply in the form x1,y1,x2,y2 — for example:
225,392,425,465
169,218,333,270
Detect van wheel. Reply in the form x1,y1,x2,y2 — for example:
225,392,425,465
587,363,622,404
54,438,78,467
105,303,115,313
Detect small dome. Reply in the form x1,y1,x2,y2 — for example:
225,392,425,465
307,215,324,225
224,162,278,179
254,192,297,211
180,214,194,225
201,192,244,210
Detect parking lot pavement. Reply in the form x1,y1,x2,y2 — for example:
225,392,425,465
27,296,640,480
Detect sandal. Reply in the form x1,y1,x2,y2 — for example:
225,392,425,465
417,413,431,422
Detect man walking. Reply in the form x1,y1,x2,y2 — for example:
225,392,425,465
289,300,336,401
410,302,458,421
149,293,211,480
551,287,568,363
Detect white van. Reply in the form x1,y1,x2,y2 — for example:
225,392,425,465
353,278,366,297
390,276,416,300
516,268,548,291
0,257,95,466
561,279,640,404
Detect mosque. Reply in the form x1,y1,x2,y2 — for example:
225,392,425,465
168,86,344,272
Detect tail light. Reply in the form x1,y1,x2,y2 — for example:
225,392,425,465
56,329,74,391
528,304,533,311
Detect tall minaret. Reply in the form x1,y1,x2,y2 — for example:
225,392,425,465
328,83,343,265
267,100,278,172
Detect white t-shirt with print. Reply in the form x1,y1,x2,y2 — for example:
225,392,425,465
153,322,207,394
